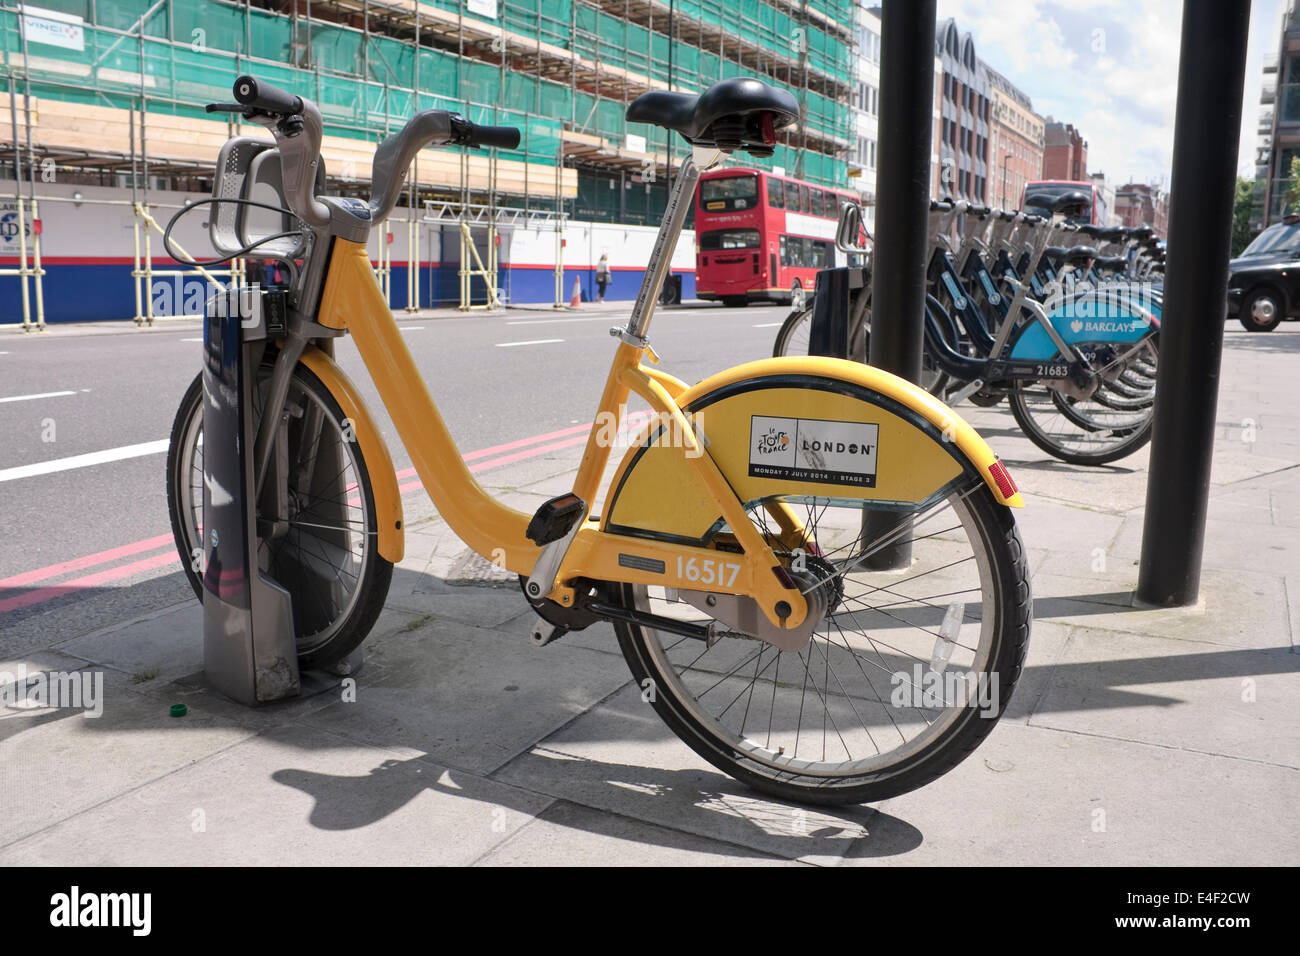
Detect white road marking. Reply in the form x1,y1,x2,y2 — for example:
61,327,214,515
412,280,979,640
0,390,77,405
753,322,783,328
0,439,170,483
0,351,10,355
400,326,426,331
506,316,612,325
495,338,564,347
179,337,204,342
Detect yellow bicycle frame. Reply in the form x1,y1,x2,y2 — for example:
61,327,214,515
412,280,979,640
310,237,1021,634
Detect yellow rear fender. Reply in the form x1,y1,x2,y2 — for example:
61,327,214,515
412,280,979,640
603,356,1021,545
298,345,405,564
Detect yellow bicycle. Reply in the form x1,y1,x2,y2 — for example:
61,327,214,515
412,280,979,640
166,75,1030,805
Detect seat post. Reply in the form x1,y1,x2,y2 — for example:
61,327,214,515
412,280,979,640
622,147,723,342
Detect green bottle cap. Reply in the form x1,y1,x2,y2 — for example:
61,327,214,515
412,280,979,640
170,703,188,718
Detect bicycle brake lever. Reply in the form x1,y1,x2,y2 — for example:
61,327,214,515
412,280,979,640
205,103,245,113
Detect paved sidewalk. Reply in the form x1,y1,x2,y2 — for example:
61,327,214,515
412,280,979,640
1,328,1297,865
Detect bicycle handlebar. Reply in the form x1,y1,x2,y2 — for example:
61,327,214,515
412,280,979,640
461,121,521,150
233,75,303,117
220,74,523,230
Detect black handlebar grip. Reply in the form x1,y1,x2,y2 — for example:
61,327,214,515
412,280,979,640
232,75,303,116
469,123,521,150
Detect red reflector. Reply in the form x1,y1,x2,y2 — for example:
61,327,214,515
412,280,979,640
760,112,776,145
988,460,1017,499
772,565,798,589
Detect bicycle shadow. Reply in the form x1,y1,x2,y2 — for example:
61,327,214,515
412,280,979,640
269,749,922,862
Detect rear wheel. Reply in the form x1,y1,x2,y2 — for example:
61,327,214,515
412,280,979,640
165,361,392,668
1239,288,1283,332
612,478,1030,806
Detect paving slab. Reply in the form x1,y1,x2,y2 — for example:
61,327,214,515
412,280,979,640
1,668,256,847
474,799,801,866
0,724,555,865
1029,568,1292,649
304,615,634,775
493,684,875,865
1027,627,1299,767
850,721,1298,866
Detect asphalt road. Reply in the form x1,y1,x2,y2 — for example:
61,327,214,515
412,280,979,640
0,301,790,634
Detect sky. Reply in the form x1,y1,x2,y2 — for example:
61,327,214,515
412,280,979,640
933,0,1284,187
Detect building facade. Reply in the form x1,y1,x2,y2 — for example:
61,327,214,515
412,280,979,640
1255,2,1300,227
1115,182,1169,235
934,18,991,203
986,65,1044,210
1042,119,1088,182
849,4,881,227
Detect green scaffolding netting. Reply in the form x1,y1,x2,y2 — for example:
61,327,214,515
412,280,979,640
3,0,851,208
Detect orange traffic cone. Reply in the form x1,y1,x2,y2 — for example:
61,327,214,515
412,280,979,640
570,275,582,308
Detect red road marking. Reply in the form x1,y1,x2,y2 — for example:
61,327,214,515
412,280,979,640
1,412,660,615
0,533,174,589
0,551,179,615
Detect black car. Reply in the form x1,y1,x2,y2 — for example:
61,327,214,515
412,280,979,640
1228,215,1300,331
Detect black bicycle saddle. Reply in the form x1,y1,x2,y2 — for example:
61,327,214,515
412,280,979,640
626,77,800,156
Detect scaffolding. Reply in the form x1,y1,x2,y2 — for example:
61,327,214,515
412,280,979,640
0,0,856,321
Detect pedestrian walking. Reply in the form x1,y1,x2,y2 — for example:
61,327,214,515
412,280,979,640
596,253,611,303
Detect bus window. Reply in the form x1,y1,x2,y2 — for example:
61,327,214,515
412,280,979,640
784,180,800,211
809,239,829,268
799,184,810,214
779,235,796,267
700,228,760,250
699,174,758,212
767,177,785,209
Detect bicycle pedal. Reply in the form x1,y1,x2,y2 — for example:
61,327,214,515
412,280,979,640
530,619,569,647
526,493,586,546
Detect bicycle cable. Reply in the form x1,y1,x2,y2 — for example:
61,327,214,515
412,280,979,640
163,196,304,268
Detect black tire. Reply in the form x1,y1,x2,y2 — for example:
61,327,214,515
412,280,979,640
165,361,393,668
774,304,948,396
772,306,813,356
611,477,1031,806
1239,288,1283,332
1008,379,1153,465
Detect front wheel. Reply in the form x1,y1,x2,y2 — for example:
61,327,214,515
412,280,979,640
772,305,814,357
165,360,393,668
612,480,1031,806
1008,379,1153,465
1239,288,1283,332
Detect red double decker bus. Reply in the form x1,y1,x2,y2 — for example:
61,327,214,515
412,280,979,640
694,167,859,309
